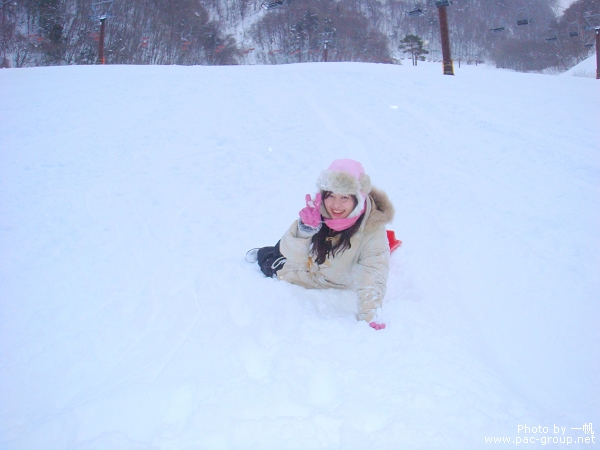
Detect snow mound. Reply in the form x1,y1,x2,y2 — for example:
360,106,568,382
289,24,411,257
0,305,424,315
562,55,597,78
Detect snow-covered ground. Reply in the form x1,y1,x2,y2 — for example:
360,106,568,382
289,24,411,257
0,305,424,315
563,55,598,78
1,60,598,449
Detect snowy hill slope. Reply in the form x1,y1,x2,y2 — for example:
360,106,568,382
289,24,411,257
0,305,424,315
1,62,598,449
562,55,598,78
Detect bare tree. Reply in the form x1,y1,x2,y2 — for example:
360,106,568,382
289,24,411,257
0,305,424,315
0,0,589,71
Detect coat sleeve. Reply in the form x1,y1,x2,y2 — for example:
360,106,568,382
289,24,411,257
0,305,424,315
278,221,332,289
354,228,390,322
279,220,312,263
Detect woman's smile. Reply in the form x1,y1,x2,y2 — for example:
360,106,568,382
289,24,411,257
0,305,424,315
324,193,354,219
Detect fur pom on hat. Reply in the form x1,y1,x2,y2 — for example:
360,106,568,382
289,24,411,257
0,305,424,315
316,159,372,219
316,159,372,197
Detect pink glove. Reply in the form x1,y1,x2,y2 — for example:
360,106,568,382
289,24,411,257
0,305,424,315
369,322,386,331
299,193,322,228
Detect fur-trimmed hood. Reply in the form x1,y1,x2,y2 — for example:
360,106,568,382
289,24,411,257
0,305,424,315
364,187,395,232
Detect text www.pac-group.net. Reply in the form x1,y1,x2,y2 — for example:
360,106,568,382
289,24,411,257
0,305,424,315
484,423,595,445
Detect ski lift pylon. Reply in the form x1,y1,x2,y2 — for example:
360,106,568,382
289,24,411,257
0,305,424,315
91,0,113,21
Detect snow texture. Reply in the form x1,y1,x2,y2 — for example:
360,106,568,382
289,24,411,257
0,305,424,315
1,61,599,449
562,55,598,78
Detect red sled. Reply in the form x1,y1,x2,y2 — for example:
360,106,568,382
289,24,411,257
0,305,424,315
387,230,402,253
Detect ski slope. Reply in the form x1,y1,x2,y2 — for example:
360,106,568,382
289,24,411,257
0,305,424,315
1,59,598,449
563,55,598,78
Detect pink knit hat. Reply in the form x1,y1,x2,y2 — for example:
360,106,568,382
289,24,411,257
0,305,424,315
316,159,372,219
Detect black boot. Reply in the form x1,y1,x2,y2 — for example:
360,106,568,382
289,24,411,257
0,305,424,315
256,241,286,278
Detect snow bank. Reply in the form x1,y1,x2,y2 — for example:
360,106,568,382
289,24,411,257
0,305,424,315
562,55,597,78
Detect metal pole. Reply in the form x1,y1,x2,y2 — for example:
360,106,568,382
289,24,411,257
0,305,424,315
596,28,600,79
323,42,328,62
1,1,5,63
98,17,106,64
438,6,454,75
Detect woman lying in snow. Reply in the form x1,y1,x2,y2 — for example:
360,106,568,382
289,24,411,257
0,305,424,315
246,159,395,330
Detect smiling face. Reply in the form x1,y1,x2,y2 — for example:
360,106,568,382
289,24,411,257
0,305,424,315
323,192,357,219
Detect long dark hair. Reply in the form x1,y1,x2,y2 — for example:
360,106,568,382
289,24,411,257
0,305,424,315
311,191,365,265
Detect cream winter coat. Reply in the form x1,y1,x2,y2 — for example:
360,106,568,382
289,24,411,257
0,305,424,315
278,187,395,322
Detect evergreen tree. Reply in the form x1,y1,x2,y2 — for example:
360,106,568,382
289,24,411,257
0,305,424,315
399,34,429,66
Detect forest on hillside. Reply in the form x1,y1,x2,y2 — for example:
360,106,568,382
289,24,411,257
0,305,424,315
1,0,598,71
